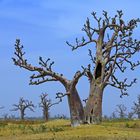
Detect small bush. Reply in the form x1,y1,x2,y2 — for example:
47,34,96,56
125,123,130,128
38,124,48,132
50,126,64,132
27,124,48,134
18,124,26,130
27,125,35,133
125,122,139,128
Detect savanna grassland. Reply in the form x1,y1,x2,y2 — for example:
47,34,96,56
0,119,140,140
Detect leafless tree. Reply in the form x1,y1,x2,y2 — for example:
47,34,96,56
11,97,35,120
12,39,85,126
39,93,62,121
127,111,134,119
132,95,140,119
111,112,117,119
2,113,9,120
67,10,140,124
115,104,127,119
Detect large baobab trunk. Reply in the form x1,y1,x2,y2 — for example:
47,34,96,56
84,80,103,124
67,87,84,127
85,62,104,124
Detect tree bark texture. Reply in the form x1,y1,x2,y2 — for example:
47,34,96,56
84,61,104,124
66,87,84,127
84,79,103,124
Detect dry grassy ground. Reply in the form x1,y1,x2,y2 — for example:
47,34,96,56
0,119,140,140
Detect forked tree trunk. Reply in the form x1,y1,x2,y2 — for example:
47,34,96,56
67,87,84,127
84,61,104,124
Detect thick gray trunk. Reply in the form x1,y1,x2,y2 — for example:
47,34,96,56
20,110,24,120
84,60,104,124
43,109,49,121
67,88,84,127
84,80,103,124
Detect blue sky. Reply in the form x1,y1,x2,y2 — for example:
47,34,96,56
0,0,140,118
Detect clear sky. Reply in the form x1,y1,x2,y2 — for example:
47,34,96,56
0,0,140,118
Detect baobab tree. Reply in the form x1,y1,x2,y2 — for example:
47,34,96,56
39,93,62,121
12,39,85,126
132,95,140,119
67,10,140,124
111,112,117,119
115,104,127,119
2,114,9,120
11,97,35,120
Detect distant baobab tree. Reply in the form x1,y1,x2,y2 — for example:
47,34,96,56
11,97,35,120
2,113,9,120
132,95,140,119
111,112,117,119
115,104,127,119
67,10,140,124
39,93,62,121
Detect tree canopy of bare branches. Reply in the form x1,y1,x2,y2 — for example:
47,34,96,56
39,93,62,121
12,10,140,125
115,104,127,119
11,97,35,120
67,10,140,124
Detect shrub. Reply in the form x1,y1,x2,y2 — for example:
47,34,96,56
50,126,64,132
125,122,139,128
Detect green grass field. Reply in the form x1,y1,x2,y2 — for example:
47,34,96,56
0,119,140,140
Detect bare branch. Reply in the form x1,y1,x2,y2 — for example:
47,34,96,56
66,38,96,51
91,12,102,29
108,75,137,97
72,68,86,87
56,92,69,101
12,39,68,86
88,49,96,64
82,64,93,82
